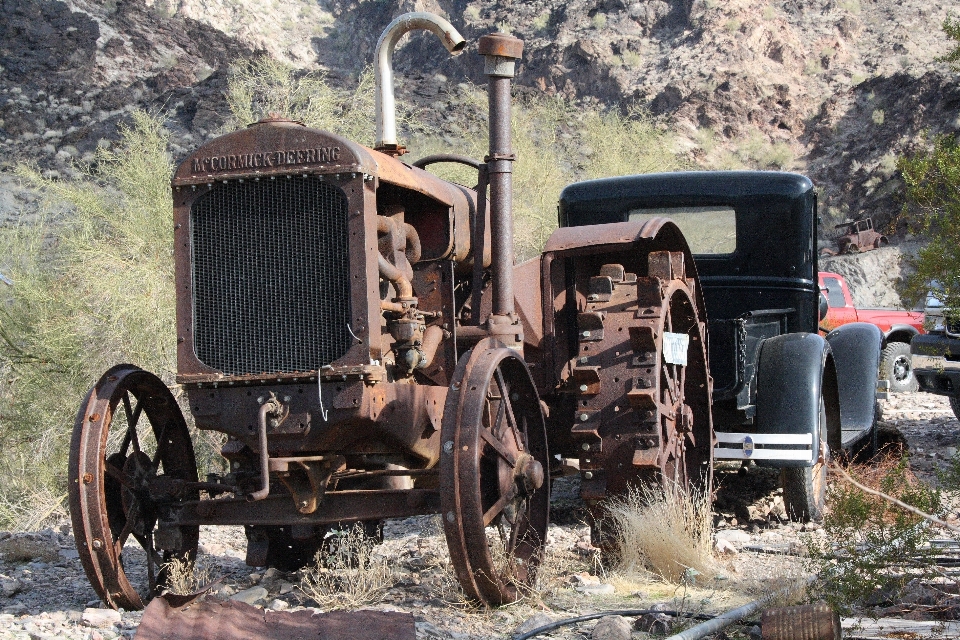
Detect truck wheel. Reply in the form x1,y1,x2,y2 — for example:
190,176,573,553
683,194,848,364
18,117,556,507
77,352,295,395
951,395,960,421
880,342,917,393
781,398,828,523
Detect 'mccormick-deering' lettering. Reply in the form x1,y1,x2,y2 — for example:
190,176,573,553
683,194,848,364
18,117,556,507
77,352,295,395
190,147,342,174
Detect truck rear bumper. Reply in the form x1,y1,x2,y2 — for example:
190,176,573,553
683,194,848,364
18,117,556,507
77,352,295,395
912,333,960,398
714,432,814,463
914,363,960,397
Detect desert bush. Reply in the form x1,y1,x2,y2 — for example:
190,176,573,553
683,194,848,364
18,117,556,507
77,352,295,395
604,482,714,584
227,56,378,145
299,524,394,609
409,88,686,259
0,111,178,530
807,457,945,615
896,132,960,311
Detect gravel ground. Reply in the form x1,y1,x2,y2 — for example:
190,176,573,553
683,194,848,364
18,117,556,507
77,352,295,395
0,391,956,640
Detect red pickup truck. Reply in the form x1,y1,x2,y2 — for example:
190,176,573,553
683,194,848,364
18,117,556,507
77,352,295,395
819,271,925,392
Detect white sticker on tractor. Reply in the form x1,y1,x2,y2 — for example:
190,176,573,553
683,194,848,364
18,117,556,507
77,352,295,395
663,332,689,366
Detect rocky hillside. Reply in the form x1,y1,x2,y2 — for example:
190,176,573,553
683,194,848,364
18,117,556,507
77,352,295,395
1,0,959,233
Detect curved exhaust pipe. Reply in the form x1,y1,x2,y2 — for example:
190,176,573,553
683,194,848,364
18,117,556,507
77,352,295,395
375,12,466,155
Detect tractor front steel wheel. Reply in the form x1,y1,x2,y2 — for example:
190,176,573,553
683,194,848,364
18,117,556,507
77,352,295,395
440,339,550,606
69,365,199,610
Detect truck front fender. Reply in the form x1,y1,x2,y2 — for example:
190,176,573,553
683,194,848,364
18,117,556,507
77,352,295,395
825,321,882,446
755,333,841,468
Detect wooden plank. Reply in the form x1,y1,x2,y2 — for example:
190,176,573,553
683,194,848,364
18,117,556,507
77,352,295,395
842,617,960,639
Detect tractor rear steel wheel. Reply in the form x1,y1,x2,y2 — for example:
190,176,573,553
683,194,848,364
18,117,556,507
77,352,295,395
577,254,713,497
440,339,550,606
69,364,199,610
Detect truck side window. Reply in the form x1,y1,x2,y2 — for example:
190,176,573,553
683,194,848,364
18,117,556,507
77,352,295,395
824,277,845,307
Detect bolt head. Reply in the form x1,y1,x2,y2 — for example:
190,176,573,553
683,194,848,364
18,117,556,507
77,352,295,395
579,384,588,392
579,413,589,422
581,443,590,451
584,471,594,480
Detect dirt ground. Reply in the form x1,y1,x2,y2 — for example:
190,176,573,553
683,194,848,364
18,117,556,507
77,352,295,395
0,390,958,640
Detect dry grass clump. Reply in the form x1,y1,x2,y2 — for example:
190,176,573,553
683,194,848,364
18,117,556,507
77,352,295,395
299,524,395,610
162,557,213,596
604,482,714,584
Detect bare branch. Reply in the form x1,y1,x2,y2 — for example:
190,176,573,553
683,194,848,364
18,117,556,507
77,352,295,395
831,463,960,534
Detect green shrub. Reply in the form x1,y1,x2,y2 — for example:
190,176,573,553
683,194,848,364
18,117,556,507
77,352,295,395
896,132,960,310
0,112,177,529
532,12,550,32
807,458,943,615
227,56,377,145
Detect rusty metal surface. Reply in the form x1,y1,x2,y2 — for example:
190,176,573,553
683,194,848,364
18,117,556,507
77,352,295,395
172,119,477,385
172,118,464,210
69,365,199,611
175,489,441,527
135,596,416,640
513,258,544,350
478,33,524,59
188,380,445,464
440,338,549,606
538,221,714,540
761,604,841,640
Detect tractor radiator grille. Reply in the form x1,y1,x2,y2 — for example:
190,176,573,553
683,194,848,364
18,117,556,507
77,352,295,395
190,178,352,376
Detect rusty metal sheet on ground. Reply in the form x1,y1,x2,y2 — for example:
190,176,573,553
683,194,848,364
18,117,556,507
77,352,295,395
134,597,415,640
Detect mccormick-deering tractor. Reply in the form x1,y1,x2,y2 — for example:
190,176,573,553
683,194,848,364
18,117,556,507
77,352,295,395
68,12,880,611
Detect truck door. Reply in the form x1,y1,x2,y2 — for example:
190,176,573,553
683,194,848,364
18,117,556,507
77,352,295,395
820,274,857,330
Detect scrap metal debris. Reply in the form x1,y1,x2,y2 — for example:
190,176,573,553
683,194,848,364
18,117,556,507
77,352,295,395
133,596,415,640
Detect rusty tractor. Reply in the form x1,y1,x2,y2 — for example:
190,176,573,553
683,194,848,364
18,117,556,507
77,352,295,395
68,13,713,609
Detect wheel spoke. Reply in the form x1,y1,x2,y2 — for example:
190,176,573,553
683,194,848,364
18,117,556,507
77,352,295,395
479,428,517,466
113,499,140,555
491,387,507,440
150,423,169,470
104,461,135,491
120,393,144,456
144,532,157,593
494,369,525,452
483,490,515,526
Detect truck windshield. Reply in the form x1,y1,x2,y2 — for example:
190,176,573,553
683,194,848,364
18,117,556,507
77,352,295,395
628,206,736,255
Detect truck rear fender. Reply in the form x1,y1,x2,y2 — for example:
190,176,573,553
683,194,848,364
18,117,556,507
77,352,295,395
754,333,841,468
825,322,882,438
884,324,919,344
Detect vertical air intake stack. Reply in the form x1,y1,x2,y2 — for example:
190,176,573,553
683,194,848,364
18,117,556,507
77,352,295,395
479,33,524,350
374,13,466,155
